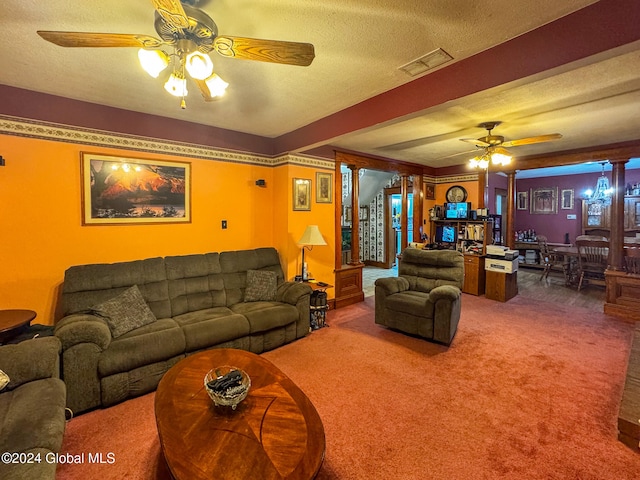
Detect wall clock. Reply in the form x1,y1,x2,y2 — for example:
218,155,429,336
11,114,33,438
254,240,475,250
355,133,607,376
446,185,468,203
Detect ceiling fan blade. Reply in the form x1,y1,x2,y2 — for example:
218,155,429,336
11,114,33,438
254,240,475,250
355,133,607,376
460,138,490,147
193,79,219,102
37,31,164,49
213,36,315,66
150,0,190,30
493,146,513,156
501,133,562,148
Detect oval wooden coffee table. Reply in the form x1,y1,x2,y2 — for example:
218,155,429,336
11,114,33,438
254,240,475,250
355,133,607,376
155,348,325,480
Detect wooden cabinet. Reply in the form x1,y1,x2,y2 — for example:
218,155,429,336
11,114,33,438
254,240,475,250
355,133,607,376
582,201,609,230
485,270,518,302
462,254,485,296
625,196,640,230
581,197,640,234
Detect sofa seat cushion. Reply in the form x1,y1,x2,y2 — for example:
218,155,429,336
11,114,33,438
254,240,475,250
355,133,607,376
230,302,298,333
98,318,185,378
385,291,434,318
173,308,251,352
0,378,66,454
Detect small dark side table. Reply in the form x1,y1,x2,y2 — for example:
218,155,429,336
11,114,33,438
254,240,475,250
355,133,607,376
0,309,37,344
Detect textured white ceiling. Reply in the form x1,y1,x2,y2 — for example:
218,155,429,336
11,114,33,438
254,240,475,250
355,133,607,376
2,0,639,170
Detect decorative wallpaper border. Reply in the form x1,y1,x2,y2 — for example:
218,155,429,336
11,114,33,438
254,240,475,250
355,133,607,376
0,114,334,170
424,173,479,184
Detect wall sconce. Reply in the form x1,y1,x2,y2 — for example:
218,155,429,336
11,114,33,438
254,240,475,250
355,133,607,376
255,179,266,187
0,156,4,166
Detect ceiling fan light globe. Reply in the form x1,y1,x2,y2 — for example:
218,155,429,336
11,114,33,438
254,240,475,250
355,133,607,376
164,73,188,97
138,49,169,78
204,73,229,97
469,158,479,168
491,152,511,165
185,51,214,80
478,158,489,169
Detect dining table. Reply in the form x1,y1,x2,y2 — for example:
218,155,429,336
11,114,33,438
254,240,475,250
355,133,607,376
550,246,580,286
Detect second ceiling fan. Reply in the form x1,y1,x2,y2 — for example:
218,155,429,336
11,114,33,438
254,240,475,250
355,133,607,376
461,121,562,168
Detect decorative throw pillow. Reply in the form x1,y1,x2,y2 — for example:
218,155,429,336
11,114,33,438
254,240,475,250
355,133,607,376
0,370,9,391
90,285,157,338
244,270,277,302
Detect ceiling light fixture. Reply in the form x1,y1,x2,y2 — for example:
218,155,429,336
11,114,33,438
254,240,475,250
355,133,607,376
585,162,613,206
138,39,227,108
468,146,512,169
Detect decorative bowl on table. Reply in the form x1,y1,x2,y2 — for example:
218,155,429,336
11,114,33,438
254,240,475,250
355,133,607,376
204,366,251,410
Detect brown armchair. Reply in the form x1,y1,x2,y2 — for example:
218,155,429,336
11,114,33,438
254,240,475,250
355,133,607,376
374,249,464,345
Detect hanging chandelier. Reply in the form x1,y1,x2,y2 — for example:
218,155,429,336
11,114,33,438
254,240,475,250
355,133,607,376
585,162,613,206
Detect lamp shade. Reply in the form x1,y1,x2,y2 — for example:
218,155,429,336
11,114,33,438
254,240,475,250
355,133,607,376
298,225,327,246
138,49,169,78
185,51,214,80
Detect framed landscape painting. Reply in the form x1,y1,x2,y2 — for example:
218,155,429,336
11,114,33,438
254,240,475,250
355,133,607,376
81,153,191,225
530,187,558,215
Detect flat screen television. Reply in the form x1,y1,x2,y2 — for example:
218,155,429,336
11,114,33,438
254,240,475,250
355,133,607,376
435,225,457,244
445,202,471,219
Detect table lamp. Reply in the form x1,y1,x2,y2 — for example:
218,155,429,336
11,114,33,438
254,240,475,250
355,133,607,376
297,225,327,281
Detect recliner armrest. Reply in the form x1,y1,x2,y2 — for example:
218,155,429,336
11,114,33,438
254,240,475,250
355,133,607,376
0,336,62,389
54,313,112,351
429,285,462,302
374,277,410,295
276,281,312,305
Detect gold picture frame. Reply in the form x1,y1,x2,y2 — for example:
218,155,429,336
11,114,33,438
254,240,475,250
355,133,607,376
530,187,558,215
561,189,574,209
517,191,528,210
293,178,311,211
81,152,191,225
316,172,333,203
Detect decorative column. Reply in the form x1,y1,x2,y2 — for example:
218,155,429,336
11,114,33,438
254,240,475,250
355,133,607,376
349,166,361,265
608,158,628,271
401,175,409,249
506,171,516,249
413,174,424,241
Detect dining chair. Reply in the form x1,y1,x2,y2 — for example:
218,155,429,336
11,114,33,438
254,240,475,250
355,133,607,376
625,247,640,275
537,235,566,282
575,239,609,291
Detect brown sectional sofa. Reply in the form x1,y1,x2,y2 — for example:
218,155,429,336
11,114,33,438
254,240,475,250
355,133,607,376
55,247,311,415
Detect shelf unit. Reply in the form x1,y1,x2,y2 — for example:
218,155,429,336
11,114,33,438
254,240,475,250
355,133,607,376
431,219,494,296
430,219,494,256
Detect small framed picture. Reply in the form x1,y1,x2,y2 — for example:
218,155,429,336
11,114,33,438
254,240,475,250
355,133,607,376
561,189,574,210
516,191,528,210
425,183,435,200
293,178,311,211
316,172,333,203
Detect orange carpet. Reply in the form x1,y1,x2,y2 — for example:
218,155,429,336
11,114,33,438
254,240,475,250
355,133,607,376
57,294,640,479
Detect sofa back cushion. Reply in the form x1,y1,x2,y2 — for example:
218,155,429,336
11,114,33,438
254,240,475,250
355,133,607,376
399,249,464,292
62,257,171,319
220,248,285,306
165,253,226,316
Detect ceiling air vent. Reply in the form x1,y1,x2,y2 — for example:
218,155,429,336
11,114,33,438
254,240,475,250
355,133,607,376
399,48,453,77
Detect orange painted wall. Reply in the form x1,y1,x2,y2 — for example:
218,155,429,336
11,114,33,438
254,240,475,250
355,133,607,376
273,165,335,289
0,133,334,324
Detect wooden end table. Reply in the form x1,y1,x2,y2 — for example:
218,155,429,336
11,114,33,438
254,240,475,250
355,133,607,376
0,309,36,344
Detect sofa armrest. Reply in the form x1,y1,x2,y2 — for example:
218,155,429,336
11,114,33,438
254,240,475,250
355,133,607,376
428,285,462,302
276,281,313,305
54,313,112,352
0,337,62,389
374,277,410,295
